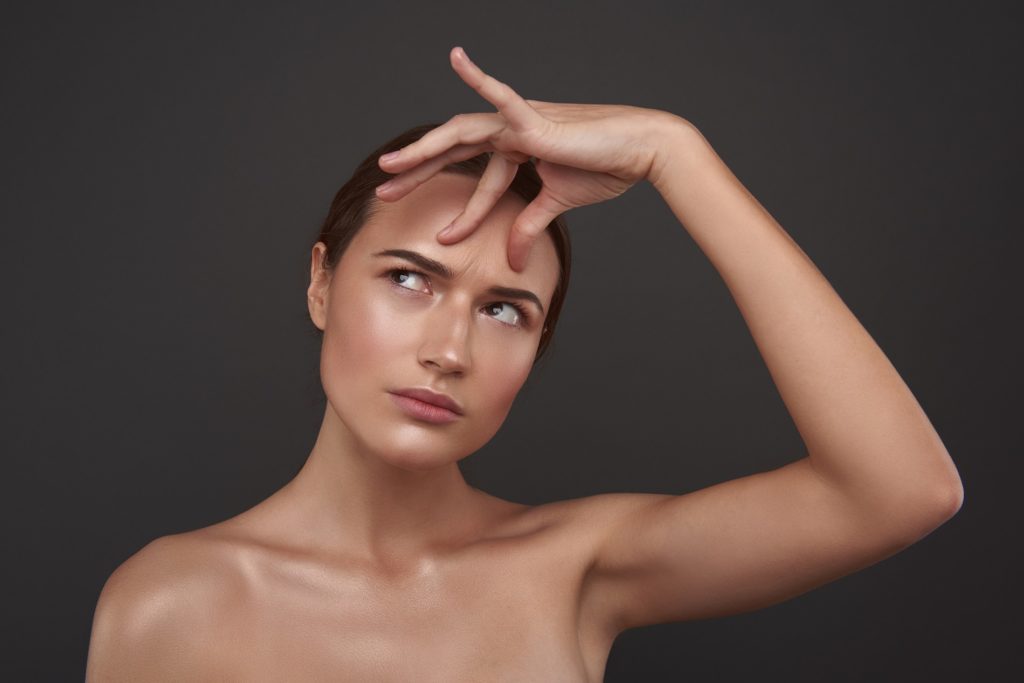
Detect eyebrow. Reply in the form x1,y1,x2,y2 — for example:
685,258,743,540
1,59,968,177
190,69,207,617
372,248,545,316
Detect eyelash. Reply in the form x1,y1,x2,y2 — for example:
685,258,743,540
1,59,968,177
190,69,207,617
383,268,532,329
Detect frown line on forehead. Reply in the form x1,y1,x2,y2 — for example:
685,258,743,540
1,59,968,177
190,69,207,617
372,249,545,316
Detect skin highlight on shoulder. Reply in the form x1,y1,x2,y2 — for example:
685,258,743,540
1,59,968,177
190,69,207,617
86,534,239,681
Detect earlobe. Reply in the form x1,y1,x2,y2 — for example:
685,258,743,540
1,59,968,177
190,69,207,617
307,292,326,331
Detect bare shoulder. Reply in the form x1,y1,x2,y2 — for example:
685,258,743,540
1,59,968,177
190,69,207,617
85,531,239,681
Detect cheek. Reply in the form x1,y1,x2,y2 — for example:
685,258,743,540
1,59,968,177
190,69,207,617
322,286,409,385
471,339,535,422
348,295,406,355
454,348,532,459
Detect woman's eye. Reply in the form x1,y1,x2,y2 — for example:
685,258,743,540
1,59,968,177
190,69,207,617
388,269,429,292
485,302,523,327
387,269,526,329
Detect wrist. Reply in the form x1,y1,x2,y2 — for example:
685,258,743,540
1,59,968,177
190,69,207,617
645,114,708,192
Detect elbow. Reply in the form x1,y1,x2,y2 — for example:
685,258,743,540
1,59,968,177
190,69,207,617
935,474,965,520
917,449,966,526
927,450,965,520
903,475,964,542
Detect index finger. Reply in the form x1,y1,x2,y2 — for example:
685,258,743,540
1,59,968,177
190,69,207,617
449,47,543,132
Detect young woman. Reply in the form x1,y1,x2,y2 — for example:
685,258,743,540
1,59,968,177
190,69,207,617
86,47,963,681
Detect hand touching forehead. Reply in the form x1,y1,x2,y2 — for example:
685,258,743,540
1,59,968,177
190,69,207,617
356,172,560,307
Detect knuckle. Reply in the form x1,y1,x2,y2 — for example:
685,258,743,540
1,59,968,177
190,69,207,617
477,175,505,193
465,192,489,211
520,214,547,236
494,81,516,103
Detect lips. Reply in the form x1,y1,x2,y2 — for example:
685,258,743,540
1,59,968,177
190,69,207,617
390,387,464,415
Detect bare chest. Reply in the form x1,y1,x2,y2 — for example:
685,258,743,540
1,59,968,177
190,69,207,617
191,533,610,681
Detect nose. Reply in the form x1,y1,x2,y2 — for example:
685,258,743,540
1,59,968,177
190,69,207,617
418,298,472,376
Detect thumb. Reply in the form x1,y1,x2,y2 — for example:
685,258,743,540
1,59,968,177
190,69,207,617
507,187,567,272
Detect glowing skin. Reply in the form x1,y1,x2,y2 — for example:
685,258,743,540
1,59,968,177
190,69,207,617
314,172,557,472
85,49,963,682
274,171,560,566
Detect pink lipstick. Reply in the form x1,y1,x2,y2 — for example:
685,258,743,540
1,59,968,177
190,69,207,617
388,388,463,424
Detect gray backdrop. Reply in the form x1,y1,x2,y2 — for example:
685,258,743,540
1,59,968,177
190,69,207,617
2,0,1019,680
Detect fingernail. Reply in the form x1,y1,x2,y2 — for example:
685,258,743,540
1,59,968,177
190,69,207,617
381,151,400,162
438,223,454,237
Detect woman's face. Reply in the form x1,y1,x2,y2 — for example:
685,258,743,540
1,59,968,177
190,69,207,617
308,172,561,472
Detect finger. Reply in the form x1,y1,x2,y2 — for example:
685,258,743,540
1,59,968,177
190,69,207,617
437,153,519,244
375,141,491,202
506,189,567,272
450,47,544,133
379,112,503,174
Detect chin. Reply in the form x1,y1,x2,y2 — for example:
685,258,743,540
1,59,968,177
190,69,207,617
328,388,505,472
377,423,501,473
372,440,466,473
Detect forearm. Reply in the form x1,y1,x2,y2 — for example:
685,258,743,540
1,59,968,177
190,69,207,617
647,118,963,524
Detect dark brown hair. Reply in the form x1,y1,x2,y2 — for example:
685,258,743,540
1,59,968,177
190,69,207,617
312,123,572,365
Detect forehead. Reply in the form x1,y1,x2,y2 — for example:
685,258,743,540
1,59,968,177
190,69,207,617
348,172,560,302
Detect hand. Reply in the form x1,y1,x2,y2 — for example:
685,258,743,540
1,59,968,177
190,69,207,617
375,46,684,271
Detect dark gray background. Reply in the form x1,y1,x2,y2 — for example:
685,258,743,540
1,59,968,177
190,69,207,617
2,0,1020,680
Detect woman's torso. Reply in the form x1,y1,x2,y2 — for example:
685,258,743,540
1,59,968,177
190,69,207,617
151,497,617,682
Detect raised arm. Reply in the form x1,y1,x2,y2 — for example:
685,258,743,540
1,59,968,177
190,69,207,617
649,120,963,505
577,118,963,632
374,47,964,633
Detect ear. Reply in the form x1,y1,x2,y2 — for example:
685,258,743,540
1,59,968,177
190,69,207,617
307,242,332,331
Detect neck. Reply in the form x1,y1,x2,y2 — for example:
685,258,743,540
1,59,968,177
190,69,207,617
273,404,493,568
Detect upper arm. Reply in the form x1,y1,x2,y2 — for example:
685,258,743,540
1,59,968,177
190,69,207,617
580,457,960,634
85,535,222,682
